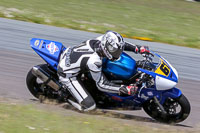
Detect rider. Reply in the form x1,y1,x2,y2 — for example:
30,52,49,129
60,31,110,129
57,31,150,111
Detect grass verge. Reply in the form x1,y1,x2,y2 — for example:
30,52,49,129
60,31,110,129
0,0,200,48
0,102,191,133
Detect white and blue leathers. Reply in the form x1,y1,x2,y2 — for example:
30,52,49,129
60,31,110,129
57,35,140,111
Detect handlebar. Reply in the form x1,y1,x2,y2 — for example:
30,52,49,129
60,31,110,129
137,51,156,71
142,52,154,61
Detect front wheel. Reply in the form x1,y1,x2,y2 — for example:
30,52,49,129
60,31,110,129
143,94,190,123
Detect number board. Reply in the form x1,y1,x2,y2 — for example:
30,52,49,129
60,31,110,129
155,60,170,76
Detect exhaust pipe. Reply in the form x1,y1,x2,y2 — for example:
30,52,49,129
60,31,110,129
32,66,60,91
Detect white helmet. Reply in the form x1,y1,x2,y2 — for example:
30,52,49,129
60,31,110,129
100,31,125,61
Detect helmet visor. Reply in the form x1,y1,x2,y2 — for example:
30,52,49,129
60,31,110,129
107,43,118,52
106,42,123,60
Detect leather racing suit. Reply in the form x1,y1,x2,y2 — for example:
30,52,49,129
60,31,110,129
57,36,141,111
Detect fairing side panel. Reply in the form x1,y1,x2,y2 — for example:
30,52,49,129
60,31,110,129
30,38,66,70
104,87,182,108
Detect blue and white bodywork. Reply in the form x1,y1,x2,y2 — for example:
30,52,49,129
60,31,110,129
28,38,190,123
102,51,181,106
30,38,181,106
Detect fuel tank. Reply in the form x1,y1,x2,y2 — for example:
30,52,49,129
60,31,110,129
103,52,137,80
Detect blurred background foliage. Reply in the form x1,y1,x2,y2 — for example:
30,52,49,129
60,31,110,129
0,0,200,48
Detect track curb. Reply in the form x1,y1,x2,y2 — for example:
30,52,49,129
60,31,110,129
121,34,153,41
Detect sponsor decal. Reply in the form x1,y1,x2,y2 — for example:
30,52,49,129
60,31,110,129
147,91,153,96
46,42,59,54
39,40,43,49
34,40,40,46
141,94,149,100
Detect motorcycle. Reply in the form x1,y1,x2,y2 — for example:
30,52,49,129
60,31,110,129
26,38,191,123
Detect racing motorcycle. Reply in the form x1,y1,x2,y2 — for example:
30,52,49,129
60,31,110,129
26,38,191,123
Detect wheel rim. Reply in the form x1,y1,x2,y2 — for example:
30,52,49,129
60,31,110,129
144,97,184,123
163,98,183,120
33,78,45,96
34,78,43,93
34,77,58,99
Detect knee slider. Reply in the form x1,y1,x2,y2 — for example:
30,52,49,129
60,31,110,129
81,96,96,111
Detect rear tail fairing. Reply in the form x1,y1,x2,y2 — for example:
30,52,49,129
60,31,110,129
30,38,66,70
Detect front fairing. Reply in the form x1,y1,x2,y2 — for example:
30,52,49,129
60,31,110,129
102,51,181,107
138,51,178,90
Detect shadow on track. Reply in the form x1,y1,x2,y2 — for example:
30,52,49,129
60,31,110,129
30,98,193,129
62,103,193,128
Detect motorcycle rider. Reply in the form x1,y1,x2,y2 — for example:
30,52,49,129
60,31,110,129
57,31,150,111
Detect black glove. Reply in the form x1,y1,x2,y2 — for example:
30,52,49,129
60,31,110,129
119,85,138,95
139,46,150,55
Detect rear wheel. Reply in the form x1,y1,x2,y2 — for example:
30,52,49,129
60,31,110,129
26,64,58,99
143,94,190,123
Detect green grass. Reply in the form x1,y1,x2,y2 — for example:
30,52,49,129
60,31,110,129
0,0,200,48
0,102,189,133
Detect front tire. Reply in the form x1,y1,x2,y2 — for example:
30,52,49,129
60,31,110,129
143,94,190,123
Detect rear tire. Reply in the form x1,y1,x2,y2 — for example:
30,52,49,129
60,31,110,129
26,64,58,99
26,67,41,99
143,94,190,123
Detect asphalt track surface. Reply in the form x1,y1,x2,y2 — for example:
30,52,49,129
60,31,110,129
0,18,200,129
